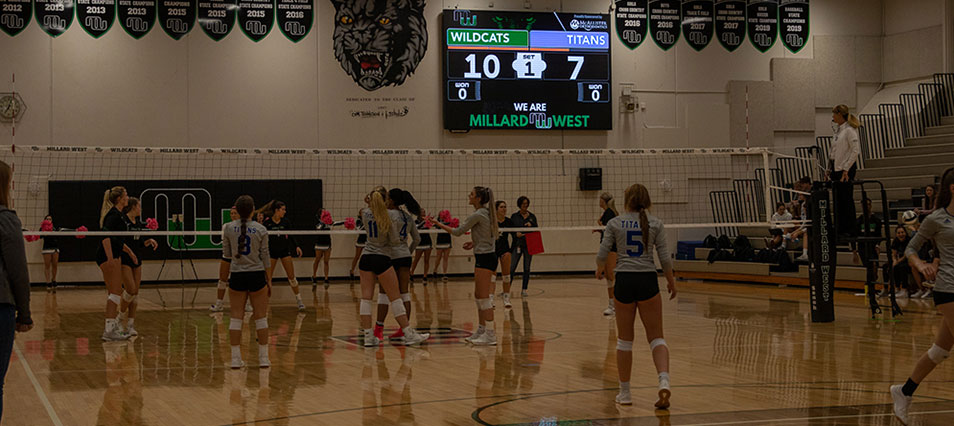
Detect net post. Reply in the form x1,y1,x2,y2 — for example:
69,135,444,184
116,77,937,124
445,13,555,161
761,148,772,224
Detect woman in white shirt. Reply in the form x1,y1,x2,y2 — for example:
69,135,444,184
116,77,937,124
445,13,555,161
830,104,862,239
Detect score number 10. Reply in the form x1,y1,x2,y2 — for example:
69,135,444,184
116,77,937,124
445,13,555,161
464,53,584,80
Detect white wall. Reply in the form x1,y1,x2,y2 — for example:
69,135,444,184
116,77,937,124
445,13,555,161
882,0,945,83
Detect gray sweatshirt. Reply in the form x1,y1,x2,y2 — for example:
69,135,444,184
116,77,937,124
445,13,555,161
222,219,269,273
0,206,31,324
906,208,954,294
389,209,421,259
597,212,672,273
452,207,495,254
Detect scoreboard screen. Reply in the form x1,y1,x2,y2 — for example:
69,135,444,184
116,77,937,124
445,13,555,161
443,10,612,131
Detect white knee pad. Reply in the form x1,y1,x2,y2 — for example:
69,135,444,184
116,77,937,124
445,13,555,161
378,293,390,304
359,299,373,316
107,293,122,305
504,275,512,284
229,318,243,331
122,291,137,303
616,339,633,352
255,317,268,330
289,279,299,289
390,299,407,317
477,298,493,310
217,280,228,290
650,338,668,352
928,344,950,364
401,293,411,302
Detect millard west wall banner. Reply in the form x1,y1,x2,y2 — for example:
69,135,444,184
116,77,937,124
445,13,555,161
0,0,32,36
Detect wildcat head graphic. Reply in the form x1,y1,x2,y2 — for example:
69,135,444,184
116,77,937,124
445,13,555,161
330,0,428,91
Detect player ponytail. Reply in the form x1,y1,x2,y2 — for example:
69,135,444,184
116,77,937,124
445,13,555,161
234,195,255,260
388,188,422,217
100,186,126,227
475,186,499,239
256,200,285,221
938,168,954,210
624,183,652,247
833,104,861,129
600,192,618,216
369,186,391,236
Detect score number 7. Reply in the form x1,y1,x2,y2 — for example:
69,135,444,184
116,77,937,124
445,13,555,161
567,56,584,80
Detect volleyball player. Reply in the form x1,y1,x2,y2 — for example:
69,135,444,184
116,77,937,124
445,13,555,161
118,198,158,337
433,210,452,281
494,201,514,308
891,169,954,425
222,195,271,369
596,183,676,408
212,207,241,312
311,208,342,289
350,203,368,282
358,187,429,347
430,187,499,346
98,187,137,341
410,208,433,285
597,192,619,316
40,215,60,292
260,201,306,311
374,188,422,342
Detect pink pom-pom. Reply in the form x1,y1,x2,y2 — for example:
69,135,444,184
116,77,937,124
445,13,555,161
145,218,159,231
320,210,333,225
40,220,53,232
344,217,356,230
438,209,451,223
449,217,460,228
76,225,88,239
24,235,39,242
422,220,432,229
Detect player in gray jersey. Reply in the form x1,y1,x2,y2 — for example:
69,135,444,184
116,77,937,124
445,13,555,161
374,189,423,342
595,183,676,410
220,195,271,369
358,187,429,347
430,186,500,346
892,169,954,425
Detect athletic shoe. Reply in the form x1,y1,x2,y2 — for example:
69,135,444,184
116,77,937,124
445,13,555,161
402,328,430,346
911,290,924,298
373,325,385,341
877,289,888,298
890,384,911,425
603,304,615,316
921,289,933,299
310,276,317,286
210,302,224,312
503,293,512,308
259,353,270,369
363,329,381,347
656,376,672,409
389,328,405,342
102,324,130,342
231,356,245,369
897,289,909,299
442,275,448,282
324,279,330,289
126,324,138,337
297,299,306,312
615,391,632,405
464,328,484,344
521,290,529,297
923,280,936,289
471,331,496,346
796,253,809,262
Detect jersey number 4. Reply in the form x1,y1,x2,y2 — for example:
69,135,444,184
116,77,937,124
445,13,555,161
625,230,644,257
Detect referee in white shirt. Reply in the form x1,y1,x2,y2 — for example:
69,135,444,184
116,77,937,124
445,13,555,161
830,104,862,239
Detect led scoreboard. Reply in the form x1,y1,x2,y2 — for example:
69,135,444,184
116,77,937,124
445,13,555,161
443,10,612,130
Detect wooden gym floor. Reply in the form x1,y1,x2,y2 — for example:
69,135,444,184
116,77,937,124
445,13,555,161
3,276,954,425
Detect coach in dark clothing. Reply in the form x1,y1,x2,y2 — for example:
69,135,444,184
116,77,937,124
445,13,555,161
0,160,33,422
510,196,539,297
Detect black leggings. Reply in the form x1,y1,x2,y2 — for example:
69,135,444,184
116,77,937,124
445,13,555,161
510,243,533,290
892,262,915,291
831,165,857,237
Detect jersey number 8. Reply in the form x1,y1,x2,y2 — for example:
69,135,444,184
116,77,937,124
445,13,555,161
239,235,252,256
625,230,644,257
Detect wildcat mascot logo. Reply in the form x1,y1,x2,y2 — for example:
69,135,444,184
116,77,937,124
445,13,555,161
330,0,428,91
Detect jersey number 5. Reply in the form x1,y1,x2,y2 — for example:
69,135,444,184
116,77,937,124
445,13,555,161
239,235,252,256
626,230,644,257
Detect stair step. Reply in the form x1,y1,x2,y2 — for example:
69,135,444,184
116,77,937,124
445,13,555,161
907,133,954,146
942,116,954,126
857,164,952,179
885,143,954,157
866,175,937,189
865,152,954,169
853,187,914,201
924,124,954,136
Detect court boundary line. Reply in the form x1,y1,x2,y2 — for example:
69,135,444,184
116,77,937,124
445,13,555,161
13,344,64,426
